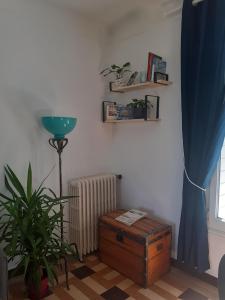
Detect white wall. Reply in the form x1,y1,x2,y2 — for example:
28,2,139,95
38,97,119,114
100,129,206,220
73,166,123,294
1,0,223,278
0,0,116,270
0,0,112,196
101,12,183,256
101,9,225,278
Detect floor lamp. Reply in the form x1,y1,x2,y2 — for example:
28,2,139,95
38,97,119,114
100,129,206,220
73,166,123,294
42,116,77,289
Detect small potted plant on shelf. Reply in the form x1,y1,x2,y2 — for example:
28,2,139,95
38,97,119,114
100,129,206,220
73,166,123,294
100,62,131,86
0,164,77,299
127,98,150,119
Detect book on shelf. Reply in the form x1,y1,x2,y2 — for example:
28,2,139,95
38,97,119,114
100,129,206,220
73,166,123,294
147,52,167,82
102,101,117,122
116,209,147,226
117,104,131,120
106,104,117,120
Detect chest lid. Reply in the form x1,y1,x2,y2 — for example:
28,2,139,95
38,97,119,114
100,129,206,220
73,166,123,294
99,210,170,241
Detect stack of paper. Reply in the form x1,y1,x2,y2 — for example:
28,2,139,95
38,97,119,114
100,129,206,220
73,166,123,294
116,209,147,226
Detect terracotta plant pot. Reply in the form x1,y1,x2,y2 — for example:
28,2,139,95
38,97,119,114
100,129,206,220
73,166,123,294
27,277,49,300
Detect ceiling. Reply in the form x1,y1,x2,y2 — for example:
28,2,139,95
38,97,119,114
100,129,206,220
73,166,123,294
46,0,169,26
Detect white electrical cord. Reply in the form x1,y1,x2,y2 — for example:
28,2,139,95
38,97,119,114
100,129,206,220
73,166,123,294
184,164,206,192
164,5,183,17
192,0,205,6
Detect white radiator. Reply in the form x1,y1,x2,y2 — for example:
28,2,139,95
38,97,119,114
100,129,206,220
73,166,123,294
68,174,117,259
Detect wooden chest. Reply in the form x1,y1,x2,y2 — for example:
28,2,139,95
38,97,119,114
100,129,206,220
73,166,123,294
98,210,171,287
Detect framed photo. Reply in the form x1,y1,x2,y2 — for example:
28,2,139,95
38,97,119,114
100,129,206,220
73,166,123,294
102,101,117,122
145,95,160,120
157,61,167,74
147,52,162,81
154,72,168,83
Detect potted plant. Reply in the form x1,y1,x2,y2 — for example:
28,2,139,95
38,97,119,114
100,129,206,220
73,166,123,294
0,164,76,299
126,99,146,119
100,62,131,85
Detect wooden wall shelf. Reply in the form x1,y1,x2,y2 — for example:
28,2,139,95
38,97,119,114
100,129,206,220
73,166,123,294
110,80,172,93
104,119,160,123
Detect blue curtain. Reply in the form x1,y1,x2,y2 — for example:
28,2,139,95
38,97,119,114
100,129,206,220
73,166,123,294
178,0,225,272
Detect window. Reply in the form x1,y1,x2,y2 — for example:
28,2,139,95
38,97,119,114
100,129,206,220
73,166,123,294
209,140,225,232
218,141,225,220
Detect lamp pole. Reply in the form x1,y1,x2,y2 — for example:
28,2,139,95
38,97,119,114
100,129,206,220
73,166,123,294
42,116,78,290
48,138,69,289
49,138,68,241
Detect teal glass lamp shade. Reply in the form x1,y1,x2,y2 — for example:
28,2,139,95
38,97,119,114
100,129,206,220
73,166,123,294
41,116,77,139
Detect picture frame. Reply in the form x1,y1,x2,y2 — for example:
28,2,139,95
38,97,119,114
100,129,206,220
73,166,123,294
145,95,160,120
157,60,167,74
102,101,117,122
154,72,169,83
147,52,162,81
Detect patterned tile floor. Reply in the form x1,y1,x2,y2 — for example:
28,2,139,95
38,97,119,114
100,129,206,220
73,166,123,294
9,255,218,300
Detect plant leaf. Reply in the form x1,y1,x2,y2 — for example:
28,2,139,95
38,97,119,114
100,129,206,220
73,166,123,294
23,256,30,279
5,165,26,198
27,163,32,200
4,175,17,198
123,62,130,67
111,64,120,69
